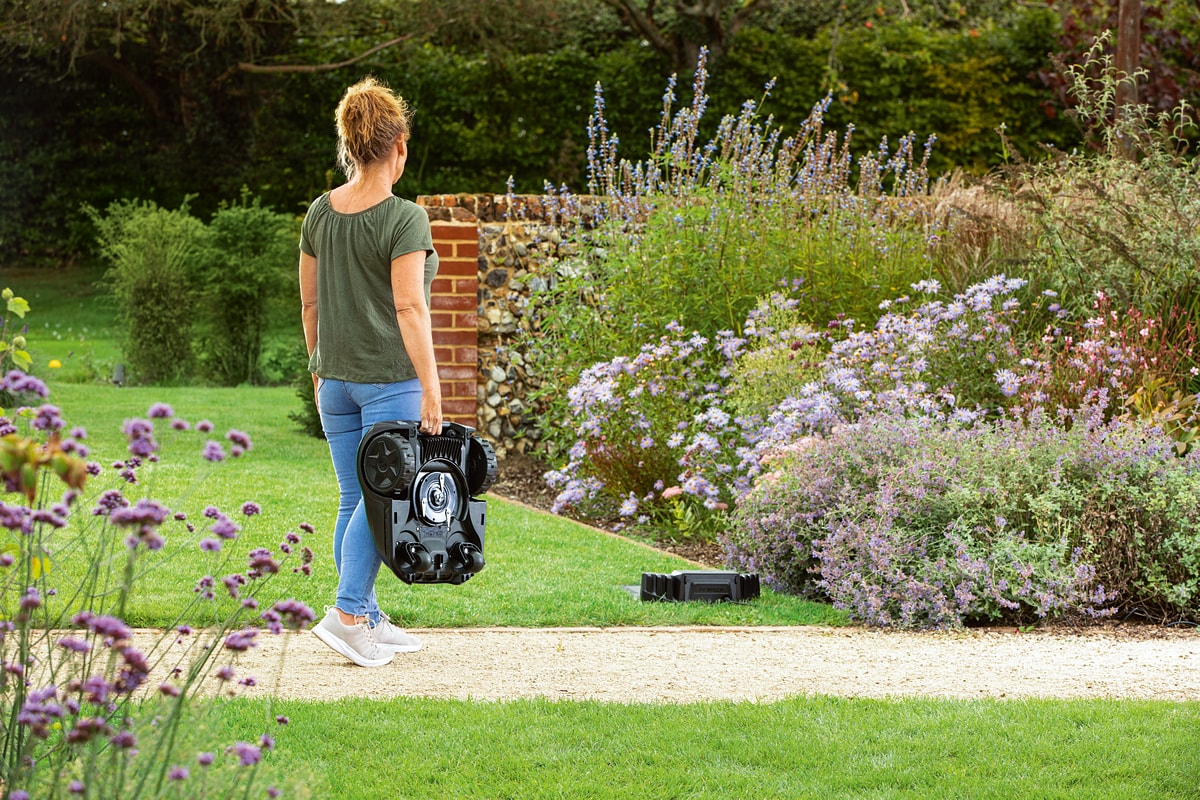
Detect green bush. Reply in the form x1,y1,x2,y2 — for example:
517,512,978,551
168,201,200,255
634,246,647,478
193,190,298,386
87,193,299,387
88,199,205,385
725,293,824,423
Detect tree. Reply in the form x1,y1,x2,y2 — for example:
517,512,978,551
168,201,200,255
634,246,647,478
599,0,772,71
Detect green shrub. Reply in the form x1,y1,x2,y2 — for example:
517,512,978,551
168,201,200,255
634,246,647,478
725,292,824,422
88,199,205,385
193,190,298,386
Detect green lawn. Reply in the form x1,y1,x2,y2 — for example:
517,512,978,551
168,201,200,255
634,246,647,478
197,695,1200,799
41,381,841,629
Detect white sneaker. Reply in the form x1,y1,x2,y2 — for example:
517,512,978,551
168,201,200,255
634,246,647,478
371,613,422,653
312,607,395,667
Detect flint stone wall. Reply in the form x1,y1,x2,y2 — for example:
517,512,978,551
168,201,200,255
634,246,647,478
418,193,596,460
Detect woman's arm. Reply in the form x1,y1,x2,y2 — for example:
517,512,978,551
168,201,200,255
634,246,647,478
391,250,442,434
299,252,319,402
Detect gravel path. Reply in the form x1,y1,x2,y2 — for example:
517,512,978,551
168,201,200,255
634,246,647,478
162,625,1200,704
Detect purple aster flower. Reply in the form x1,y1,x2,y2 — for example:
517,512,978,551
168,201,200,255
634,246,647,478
233,742,263,766
196,420,214,433
240,501,261,517
147,402,173,419
202,441,226,462
32,404,64,431
19,587,40,611
225,429,252,451
247,548,279,575
57,636,91,654
168,766,189,781
211,516,241,540
0,370,48,398
110,730,137,750
199,538,221,552
223,629,258,652
197,752,215,766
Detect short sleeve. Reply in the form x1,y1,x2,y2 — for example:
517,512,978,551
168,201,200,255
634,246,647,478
389,202,434,262
299,195,326,257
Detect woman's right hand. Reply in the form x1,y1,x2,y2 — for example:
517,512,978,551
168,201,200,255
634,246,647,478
419,394,442,435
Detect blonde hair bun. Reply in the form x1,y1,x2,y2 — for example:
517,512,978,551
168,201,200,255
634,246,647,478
335,76,413,179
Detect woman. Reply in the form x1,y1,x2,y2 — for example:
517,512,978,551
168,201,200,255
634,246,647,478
299,76,442,667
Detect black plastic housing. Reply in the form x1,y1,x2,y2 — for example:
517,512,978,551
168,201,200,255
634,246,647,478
356,420,497,585
640,571,761,603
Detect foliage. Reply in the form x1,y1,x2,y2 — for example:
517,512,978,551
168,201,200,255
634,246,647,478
712,8,1078,175
88,199,205,385
544,322,739,540
1005,34,1200,318
4,1,1079,266
86,195,299,387
723,293,824,422
0,288,34,409
288,369,325,440
528,52,944,459
1039,0,1200,118
192,190,298,386
0,295,314,797
726,406,1200,628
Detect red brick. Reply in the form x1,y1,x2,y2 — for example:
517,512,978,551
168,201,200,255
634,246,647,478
432,294,476,311
435,259,477,277
433,330,477,346
430,312,456,329
457,312,478,328
438,365,477,381
430,223,480,241
443,398,477,416
449,380,476,398
452,241,480,259
453,346,477,363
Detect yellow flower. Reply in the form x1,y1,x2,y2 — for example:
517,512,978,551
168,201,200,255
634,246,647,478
48,359,62,369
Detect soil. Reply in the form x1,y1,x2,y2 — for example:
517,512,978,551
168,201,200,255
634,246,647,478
153,452,1200,704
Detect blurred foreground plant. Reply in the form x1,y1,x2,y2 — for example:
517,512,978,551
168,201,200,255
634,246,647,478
0,295,314,798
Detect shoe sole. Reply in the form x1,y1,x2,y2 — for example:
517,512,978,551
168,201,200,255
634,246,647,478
378,640,422,654
312,624,394,668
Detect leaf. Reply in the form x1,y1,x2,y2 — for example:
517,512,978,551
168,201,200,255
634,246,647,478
6,297,30,318
11,350,32,370
30,554,50,579
19,463,37,502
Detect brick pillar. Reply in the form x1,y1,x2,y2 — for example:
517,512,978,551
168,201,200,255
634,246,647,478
429,221,480,429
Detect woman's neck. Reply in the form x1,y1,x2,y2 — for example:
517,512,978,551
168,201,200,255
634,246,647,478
329,165,394,214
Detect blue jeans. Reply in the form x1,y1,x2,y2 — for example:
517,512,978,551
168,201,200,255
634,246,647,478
317,377,422,622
